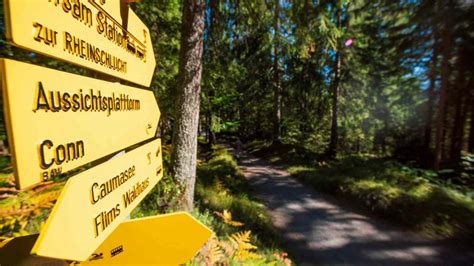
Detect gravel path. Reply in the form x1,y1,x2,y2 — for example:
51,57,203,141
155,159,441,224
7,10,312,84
237,154,474,266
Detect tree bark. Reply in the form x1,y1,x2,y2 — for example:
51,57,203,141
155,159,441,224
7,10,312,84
469,95,474,153
433,0,453,170
450,47,469,163
171,0,205,211
466,77,474,153
328,7,342,158
272,0,282,143
423,36,438,154
451,85,466,163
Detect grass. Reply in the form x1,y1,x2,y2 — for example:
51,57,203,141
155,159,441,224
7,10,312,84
193,145,291,264
249,140,474,242
132,144,292,265
0,144,292,264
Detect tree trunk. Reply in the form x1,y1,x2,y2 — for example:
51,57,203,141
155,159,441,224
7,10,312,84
466,78,474,153
450,50,469,163
207,0,220,147
451,86,466,163
171,0,205,211
433,0,453,170
423,36,438,154
272,0,282,143
328,7,342,158
469,95,474,153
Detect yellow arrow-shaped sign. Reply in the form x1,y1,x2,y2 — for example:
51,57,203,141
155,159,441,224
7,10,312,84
0,59,160,189
31,138,163,262
3,0,156,86
0,212,212,265
81,212,212,265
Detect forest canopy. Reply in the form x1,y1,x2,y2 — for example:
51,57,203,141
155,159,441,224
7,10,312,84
191,0,472,172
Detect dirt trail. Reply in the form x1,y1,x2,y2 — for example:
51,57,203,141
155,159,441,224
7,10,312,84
236,153,474,266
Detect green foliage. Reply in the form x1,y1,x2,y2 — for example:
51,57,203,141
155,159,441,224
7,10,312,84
0,182,64,239
190,210,291,265
195,146,281,246
192,146,292,265
198,0,435,162
132,0,181,143
132,144,183,217
254,143,474,241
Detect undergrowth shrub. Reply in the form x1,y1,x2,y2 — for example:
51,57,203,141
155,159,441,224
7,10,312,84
255,142,474,241
193,145,291,265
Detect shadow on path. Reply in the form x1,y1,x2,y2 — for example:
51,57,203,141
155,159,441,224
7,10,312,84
235,152,474,266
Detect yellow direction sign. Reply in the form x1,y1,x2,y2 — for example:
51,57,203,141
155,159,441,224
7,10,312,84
3,0,155,86
81,212,212,265
31,138,163,262
0,59,160,189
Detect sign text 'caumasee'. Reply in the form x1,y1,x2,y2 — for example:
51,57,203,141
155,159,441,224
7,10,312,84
31,138,163,262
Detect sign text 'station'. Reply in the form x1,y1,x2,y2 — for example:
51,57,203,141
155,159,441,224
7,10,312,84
0,59,160,189
3,0,156,86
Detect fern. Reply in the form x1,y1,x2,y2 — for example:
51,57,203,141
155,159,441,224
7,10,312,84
0,185,62,237
228,231,260,261
204,236,224,265
214,209,244,227
192,235,224,265
193,231,264,264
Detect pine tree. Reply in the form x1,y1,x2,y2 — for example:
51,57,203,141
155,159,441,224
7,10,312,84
171,0,206,210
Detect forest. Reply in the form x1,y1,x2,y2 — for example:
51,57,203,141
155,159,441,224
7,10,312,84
125,0,474,173
195,0,473,171
0,0,474,265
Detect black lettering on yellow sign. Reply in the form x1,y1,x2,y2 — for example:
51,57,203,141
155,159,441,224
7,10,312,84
122,177,150,208
34,82,140,116
96,12,127,49
90,166,136,204
90,0,147,62
93,203,121,238
33,22,58,47
95,11,146,62
63,32,128,73
38,139,85,169
61,0,93,27
42,167,62,181
47,0,149,63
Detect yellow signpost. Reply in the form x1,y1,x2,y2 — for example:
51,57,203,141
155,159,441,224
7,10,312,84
81,212,213,265
31,138,163,262
0,59,160,189
1,0,212,263
3,0,156,86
